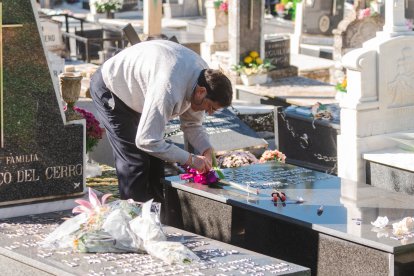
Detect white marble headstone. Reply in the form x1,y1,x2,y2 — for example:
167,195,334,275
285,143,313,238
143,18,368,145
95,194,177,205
338,0,414,183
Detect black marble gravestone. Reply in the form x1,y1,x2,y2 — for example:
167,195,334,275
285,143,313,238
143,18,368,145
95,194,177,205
165,108,267,154
264,35,290,69
0,0,84,206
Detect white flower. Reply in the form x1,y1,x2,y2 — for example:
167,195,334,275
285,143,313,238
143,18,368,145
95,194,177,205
371,216,389,228
392,217,414,236
94,0,124,13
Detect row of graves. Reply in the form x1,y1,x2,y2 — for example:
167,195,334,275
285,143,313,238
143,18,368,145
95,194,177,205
0,1,308,275
1,1,414,276
173,0,414,275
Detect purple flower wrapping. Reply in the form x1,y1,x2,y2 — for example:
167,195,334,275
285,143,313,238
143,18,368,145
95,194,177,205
180,167,218,185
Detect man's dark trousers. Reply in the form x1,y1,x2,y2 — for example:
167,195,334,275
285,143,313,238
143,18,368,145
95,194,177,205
89,68,165,203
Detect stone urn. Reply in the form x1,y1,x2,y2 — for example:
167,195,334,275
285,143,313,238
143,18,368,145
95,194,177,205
59,72,82,120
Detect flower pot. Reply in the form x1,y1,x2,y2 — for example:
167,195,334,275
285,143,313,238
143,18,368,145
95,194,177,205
240,74,268,86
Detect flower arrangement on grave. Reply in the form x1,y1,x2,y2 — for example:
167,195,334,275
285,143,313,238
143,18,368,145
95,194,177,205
217,151,258,168
276,0,296,19
73,107,104,153
259,149,286,163
335,76,347,93
231,51,274,78
94,0,124,14
43,188,199,264
180,152,224,185
214,0,228,14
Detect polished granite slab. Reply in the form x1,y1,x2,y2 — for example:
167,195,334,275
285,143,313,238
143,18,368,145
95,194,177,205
165,162,414,254
0,211,309,276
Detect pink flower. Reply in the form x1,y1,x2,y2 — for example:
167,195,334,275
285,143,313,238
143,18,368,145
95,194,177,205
180,166,218,185
219,1,228,13
358,8,371,20
72,187,112,215
73,106,104,152
259,150,286,163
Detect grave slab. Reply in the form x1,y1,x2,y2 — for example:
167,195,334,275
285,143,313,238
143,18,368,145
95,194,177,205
235,76,337,107
0,0,85,210
165,108,268,155
164,162,414,275
0,211,310,276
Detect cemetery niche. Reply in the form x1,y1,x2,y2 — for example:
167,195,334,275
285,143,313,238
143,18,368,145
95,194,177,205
0,0,84,209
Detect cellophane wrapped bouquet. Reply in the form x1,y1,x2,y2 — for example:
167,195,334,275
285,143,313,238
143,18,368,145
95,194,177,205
42,188,199,265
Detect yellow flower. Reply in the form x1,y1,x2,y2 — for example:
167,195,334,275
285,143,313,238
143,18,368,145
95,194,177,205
341,77,347,88
244,56,253,64
255,58,263,65
249,51,259,58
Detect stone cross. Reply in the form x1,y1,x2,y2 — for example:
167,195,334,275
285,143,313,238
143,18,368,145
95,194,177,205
143,0,162,36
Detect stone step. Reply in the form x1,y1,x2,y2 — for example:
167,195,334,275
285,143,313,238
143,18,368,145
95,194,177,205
301,34,334,46
299,43,333,60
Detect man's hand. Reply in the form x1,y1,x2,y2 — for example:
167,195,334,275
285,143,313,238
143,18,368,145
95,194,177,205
202,148,213,167
192,155,212,173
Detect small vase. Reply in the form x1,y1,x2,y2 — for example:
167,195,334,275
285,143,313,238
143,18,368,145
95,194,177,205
240,73,268,86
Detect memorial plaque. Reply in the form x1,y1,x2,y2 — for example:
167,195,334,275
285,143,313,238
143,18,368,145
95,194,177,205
165,108,268,154
264,35,290,69
0,0,84,206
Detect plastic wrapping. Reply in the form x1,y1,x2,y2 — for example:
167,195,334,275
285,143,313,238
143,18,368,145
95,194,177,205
42,188,198,264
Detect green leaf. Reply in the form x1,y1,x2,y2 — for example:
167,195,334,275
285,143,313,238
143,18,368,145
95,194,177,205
213,166,225,179
211,151,225,179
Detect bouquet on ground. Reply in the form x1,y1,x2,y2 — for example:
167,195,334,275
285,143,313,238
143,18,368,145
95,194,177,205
231,51,274,76
42,188,199,264
259,149,286,163
74,107,104,153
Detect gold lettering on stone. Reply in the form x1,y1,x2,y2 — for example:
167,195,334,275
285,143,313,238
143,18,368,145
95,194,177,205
0,172,12,185
45,164,83,180
17,169,39,183
5,153,39,164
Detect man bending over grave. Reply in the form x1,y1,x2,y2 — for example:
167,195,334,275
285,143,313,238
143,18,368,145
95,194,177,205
90,40,233,203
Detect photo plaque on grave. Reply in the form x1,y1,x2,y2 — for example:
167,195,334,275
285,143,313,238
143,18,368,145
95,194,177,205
0,0,85,210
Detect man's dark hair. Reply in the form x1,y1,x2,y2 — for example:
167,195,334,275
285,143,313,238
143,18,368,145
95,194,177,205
197,69,233,107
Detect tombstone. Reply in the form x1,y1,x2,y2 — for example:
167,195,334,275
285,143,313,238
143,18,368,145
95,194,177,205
332,4,384,83
228,0,263,74
163,0,206,18
337,0,414,187
39,18,65,56
200,0,229,68
264,34,290,69
0,0,85,218
164,108,268,155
